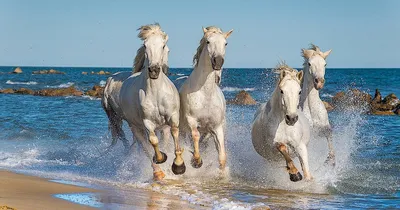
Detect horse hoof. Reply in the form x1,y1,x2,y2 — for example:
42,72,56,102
153,171,165,181
191,157,203,168
172,162,186,175
289,172,303,182
153,152,167,164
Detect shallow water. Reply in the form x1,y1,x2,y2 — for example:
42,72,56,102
0,67,399,209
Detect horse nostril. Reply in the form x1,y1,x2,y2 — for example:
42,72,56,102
314,78,318,83
285,115,290,121
148,67,151,71
213,57,216,64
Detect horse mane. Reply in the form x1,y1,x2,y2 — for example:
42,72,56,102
301,43,325,67
133,23,168,73
274,62,300,87
193,26,224,66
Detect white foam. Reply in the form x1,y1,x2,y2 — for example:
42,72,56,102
6,80,38,85
175,76,188,81
222,87,255,92
321,93,334,98
45,82,74,88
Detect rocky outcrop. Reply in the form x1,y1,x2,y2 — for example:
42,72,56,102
332,89,371,110
14,88,35,95
0,88,15,94
90,70,111,75
228,90,257,105
85,85,104,98
32,69,65,75
370,89,399,115
322,101,334,112
35,86,83,97
12,67,23,74
82,72,88,75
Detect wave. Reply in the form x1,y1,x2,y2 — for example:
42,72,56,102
175,76,188,81
321,93,334,98
222,87,255,92
45,82,74,88
176,73,186,76
6,80,38,85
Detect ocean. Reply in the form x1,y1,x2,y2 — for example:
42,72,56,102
0,66,399,209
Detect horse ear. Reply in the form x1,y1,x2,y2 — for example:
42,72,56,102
302,49,314,59
202,27,207,34
297,70,304,82
224,29,234,39
280,71,286,80
322,49,332,59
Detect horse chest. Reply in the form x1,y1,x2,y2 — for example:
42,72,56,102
269,121,300,145
305,96,329,127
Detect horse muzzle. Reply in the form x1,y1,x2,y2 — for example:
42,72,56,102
148,65,161,79
314,78,325,90
285,114,298,126
212,56,224,71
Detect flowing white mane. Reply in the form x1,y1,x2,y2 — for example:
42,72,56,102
274,63,301,87
133,23,168,73
301,44,326,68
192,26,224,66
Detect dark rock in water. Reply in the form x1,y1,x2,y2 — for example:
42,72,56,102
85,85,104,98
32,69,65,74
228,90,257,105
332,89,371,110
370,89,399,115
322,101,334,112
394,104,400,115
14,88,35,95
90,70,111,75
371,89,382,104
0,88,15,94
34,86,83,97
12,67,23,74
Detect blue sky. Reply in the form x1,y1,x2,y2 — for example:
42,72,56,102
0,0,399,68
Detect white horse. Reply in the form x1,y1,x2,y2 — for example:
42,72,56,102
112,24,184,180
300,45,335,164
179,26,233,170
102,34,170,150
252,64,312,182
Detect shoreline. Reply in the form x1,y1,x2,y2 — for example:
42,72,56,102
0,170,207,209
0,170,98,210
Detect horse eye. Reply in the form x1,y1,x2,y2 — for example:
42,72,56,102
206,41,210,44
143,45,146,49
308,62,311,66
299,91,302,95
324,63,327,67
225,43,228,46
281,90,283,94
163,45,166,49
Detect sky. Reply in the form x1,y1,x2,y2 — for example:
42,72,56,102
0,0,399,68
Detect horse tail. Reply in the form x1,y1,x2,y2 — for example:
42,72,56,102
102,77,130,149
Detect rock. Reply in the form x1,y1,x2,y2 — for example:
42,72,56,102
34,86,83,97
382,93,399,107
85,85,104,98
394,104,400,115
14,88,34,95
0,88,15,94
12,67,23,74
91,71,95,74
371,89,381,104
98,70,106,75
228,90,257,105
32,69,65,74
82,72,88,75
322,101,334,112
370,110,395,115
332,89,371,110
370,91,399,115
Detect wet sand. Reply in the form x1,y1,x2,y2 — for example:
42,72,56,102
0,170,207,209
0,170,97,210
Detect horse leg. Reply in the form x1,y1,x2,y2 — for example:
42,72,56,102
131,127,165,181
296,143,312,181
170,125,186,175
324,128,335,166
276,143,302,182
143,120,167,164
190,127,203,168
105,106,130,150
212,125,227,170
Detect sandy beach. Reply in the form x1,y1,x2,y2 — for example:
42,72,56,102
0,170,98,210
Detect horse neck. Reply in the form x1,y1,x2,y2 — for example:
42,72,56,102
188,47,218,91
300,65,321,107
268,87,285,121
